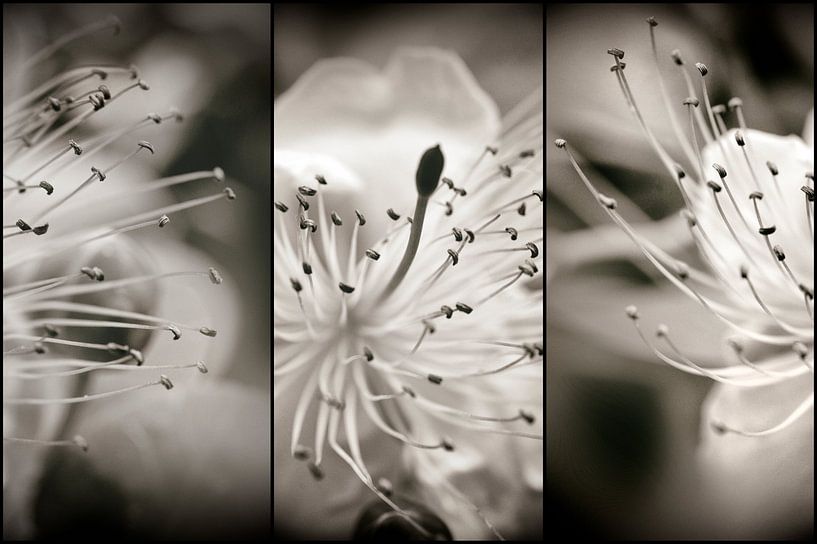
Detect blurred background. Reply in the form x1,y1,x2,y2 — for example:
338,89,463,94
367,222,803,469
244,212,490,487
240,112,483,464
546,3,813,540
4,3,270,539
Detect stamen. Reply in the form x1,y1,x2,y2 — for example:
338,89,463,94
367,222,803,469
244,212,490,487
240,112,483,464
711,394,813,437
4,375,173,405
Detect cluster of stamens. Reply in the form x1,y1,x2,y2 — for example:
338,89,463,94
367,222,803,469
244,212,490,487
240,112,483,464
556,16,813,438
275,87,544,537
3,17,234,454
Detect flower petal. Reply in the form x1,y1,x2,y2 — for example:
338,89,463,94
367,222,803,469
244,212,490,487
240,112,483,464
275,48,500,216
697,375,813,538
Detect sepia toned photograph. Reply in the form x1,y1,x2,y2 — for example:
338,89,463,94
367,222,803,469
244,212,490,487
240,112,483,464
274,3,543,540
547,3,813,540
4,3,270,540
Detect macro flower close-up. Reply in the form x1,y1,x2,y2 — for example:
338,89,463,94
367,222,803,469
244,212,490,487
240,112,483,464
4,4,271,540
274,4,543,540
547,3,812,540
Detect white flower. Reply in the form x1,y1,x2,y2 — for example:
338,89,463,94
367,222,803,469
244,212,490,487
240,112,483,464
3,16,238,538
555,15,813,537
274,48,542,539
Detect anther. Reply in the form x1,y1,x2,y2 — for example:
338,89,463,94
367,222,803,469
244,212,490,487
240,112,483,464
365,249,380,261
274,201,288,213
554,138,567,148
159,375,174,390
734,130,745,146
682,97,699,107
34,342,47,354
296,194,309,210
773,245,786,261
293,445,312,461
158,215,170,228
97,84,111,99
597,194,617,209
223,187,236,200
441,177,454,189
363,347,374,362
519,409,536,424
452,227,463,242
339,282,355,294
518,265,535,277
298,186,317,197
802,186,814,202
39,181,54,195
212,167,225,182
196,361,208,374
440,305,454,319
766,161,778,176
331,211,342,226
800,284,814,300
92,68,109,80
127,348,145,366
455,302,473,314
499,165,512,178
199,327,217,337
525,259,539,273
525,242,539,258
711,104,726,115
740,265,749,279
377,478,394,496
308,462,324,480
444,201,453,216
208,267,223,284
711,421,728,435
315,174,327,185
88,94,104,110
137,79,150,91
656,324,669,338
80,266,96,280
48,96,61,111
355,210,366,226
625,305,639,320
646,16,658,26
505,227,518,241
607,47,625,59
44,324,59,337
519,149,535,158
428,374,443,385
303,262,312,275
91,166,106,181
695,62,708,76
532,189,543,201
464,229,475,243
447,249,459,266
91,267,104,281
758,226,776,235
707,180,722,193
73,435,89,452
16,219,31,231
728,97,743,110
671,49,684,65
386,208,401,221
793,342,809,359
674,164,686,179
675,261,689,280
33,224,49,236
517,202,527,215
167,324,182,340
299,217,317,233
610,62,626,72
681,209,697,226
486,146,499,155
68,139,82,155
749,191,763,200
402,385,416,398
441,438,455,452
